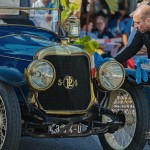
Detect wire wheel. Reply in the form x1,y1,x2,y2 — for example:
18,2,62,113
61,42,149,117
0,95,7,149
103,89,136,150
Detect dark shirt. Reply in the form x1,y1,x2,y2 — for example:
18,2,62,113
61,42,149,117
94,29,113,39
115,28,150,63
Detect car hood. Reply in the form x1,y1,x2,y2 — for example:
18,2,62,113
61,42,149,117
0,25,58,41
0,34,57,61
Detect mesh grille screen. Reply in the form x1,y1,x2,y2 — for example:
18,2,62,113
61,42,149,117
38,55,91,111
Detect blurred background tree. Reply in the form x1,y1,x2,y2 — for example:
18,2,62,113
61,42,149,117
60,0,123,23
61,0,82,23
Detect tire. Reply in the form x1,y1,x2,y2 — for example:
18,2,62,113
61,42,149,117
0,82,21,150
143,87,150,104
99,81,150,150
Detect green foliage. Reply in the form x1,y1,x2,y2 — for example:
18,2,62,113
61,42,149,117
106,0,118,13
74,36,99,55
60,0,119,23
61,0,80,23
101,0,119,13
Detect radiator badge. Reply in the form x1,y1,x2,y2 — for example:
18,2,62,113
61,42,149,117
58,76,78,89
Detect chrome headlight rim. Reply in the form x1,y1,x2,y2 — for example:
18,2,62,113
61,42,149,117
97,60,125,91
25,59,56,91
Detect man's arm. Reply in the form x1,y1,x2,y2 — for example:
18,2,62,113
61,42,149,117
115,28,143,63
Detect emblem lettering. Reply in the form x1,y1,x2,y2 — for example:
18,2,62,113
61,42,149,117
58,79,63,86
65,76,74,89
58,76,78,89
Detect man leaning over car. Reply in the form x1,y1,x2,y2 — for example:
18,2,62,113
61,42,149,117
115,2,150,63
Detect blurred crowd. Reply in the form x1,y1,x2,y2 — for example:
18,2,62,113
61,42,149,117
79,8,134,61
80,10,133,44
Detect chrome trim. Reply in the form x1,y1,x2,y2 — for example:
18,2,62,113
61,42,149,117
0,7,59,11
0,33,50,42
25,59,56,91
0,34,18,39
32,45,97,114
0,54,32,62
34,45,91,59
0,24,59,37
38,83,97,115
104,89,136,149
97,60,125,91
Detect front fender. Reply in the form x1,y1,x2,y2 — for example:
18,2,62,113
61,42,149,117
0,66,26,87
125,68,150,85
125,68,136,78
125,68,138,84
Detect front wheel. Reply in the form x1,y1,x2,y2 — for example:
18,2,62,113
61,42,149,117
99,81,150,150
0,82,21,150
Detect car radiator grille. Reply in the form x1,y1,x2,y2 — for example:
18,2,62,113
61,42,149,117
38,55,91,111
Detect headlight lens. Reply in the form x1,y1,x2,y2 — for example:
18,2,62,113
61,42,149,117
26,60,55,91
97,61,125,90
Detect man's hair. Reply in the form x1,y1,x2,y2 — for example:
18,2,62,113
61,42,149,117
137,0,150,7
134,4,150,20
130,0,150,17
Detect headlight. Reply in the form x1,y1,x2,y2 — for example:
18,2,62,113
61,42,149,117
97,60,125,91
26,60,55,91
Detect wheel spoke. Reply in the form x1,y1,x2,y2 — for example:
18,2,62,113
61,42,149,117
0,96,7,149
104,89,137,149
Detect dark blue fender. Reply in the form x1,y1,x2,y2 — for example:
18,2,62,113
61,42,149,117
125,68,137,84
0,66,26,87
125,68,150,85
125,68,150,104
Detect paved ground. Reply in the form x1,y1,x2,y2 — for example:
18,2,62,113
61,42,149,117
19,135,150,150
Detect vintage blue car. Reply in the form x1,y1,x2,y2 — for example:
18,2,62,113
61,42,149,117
0,0,149,150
